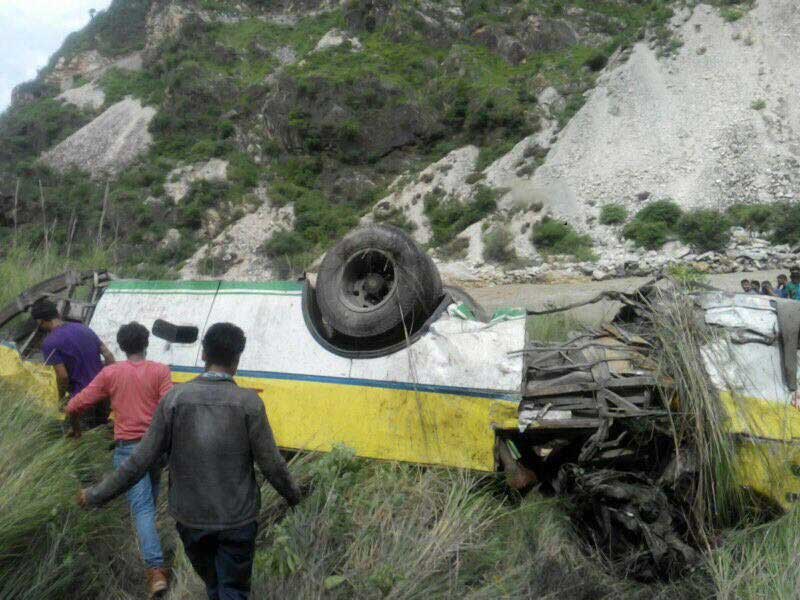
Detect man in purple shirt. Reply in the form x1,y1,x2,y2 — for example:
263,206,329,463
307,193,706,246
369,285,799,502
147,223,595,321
31,298,116,429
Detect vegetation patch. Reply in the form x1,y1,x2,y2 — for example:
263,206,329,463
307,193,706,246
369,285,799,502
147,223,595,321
373,206,417,233
623,199,683,249
99,69,165,106
531,217,595,261
727,203,774,234
482,224,517,264
677,209,731,252
424,186,497,247
599,203,628,225
769,202,800,246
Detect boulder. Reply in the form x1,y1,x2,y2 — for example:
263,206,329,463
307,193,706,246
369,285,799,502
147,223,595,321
57,82,105,111
314,29,363,52
165,159,229,204
159,228,182,252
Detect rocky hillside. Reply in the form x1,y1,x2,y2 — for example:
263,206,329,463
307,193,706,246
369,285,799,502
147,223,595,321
1,0,794,284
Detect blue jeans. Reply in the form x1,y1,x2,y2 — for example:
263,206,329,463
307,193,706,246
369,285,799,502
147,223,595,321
113,441,165,568
176,521,258,600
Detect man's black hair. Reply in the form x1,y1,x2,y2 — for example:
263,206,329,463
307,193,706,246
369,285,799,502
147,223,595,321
202,322,246,368
740,279,750,285
117,322,150,356
30,298,59,321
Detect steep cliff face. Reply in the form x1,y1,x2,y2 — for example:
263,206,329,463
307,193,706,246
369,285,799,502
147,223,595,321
2,0,788,283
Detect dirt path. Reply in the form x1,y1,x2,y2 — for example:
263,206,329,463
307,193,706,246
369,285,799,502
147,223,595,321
465,270,785,323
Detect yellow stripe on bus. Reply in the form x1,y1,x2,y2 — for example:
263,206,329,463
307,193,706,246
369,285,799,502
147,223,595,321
171,371,518,471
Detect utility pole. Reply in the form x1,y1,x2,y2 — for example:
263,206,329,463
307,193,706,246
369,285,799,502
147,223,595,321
97,181,109,247
66,209,77,259
12,178,19,248
38,180,48,254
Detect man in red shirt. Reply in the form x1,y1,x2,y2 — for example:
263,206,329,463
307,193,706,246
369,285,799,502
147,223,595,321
68,322,173,598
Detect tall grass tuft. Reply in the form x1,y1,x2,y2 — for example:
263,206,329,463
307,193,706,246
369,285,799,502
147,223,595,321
0,243,110,308
0,385,131,599
707,507,800,599
646,291,751,533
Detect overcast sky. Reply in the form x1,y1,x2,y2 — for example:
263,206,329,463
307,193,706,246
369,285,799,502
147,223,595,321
0,0,112,112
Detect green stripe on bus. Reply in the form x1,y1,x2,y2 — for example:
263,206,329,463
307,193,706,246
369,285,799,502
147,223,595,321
108,280,220,291
218,281,304,292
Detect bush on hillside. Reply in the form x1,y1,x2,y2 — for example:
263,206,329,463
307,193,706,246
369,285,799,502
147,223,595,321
623,220,671,250
677,209,732,252
599,204,628,225
583,50,608,72
634,199,683,228
483,225,516,263
531,218,595,261
260,230,312,258
623,199,683,249
727,203,774,234
425,186,497,247
770,202,800,246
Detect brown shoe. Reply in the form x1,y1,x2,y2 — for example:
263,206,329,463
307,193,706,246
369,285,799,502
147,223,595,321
146,568,169,598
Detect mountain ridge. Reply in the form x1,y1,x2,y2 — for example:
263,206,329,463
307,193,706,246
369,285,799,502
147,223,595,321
3,0,793,285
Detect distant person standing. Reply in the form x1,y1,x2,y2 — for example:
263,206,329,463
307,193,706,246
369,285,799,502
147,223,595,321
30,298,115,429
777,274,789,298
786,268,800,300
67,322,173,597
740,279,752,294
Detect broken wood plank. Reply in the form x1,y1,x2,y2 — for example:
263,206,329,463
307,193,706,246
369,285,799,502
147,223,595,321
525,376,660,398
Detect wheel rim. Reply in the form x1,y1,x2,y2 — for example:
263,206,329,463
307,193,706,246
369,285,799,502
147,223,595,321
337,248,397,312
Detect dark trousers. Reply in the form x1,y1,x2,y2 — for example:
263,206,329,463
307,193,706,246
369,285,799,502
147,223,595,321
176,521,258,600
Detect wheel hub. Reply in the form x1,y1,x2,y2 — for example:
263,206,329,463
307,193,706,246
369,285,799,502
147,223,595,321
339,249,397,312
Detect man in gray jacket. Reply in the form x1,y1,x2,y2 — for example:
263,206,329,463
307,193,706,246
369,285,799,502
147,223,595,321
79,322,301,600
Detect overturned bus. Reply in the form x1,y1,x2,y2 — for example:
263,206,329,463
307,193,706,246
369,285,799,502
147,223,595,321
2,225,800,579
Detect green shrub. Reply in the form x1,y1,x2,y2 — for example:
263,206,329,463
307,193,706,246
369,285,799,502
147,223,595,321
99,69,165,106
260,230,312,258
623,199,683,249
583,50,608,72
531,218,595,261
633,199,683,228
727,203,774,233
751,99,766,110
228,152,261,188
293,190,358,247
623,220,671,250
482,225,516,263
676,209,732,252
770,202,800,245
177,180,229,228
721,7,744,21
425,186,497,247
599,204,628,225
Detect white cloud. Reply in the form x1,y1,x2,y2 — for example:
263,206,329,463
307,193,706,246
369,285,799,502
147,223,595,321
0,0,113,112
